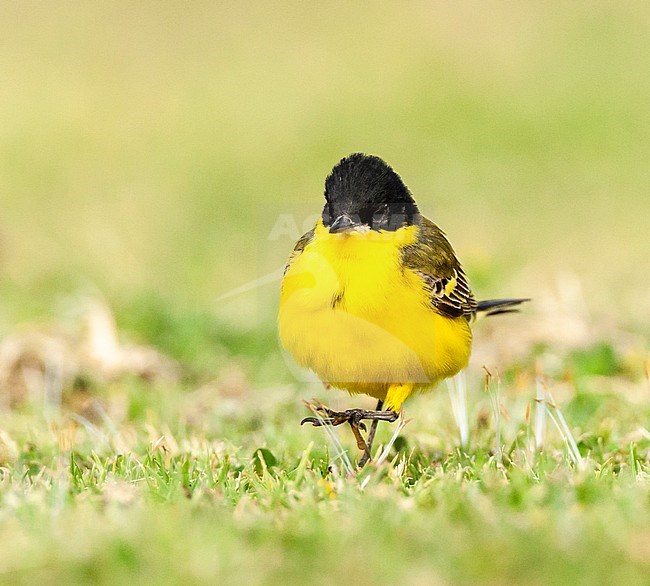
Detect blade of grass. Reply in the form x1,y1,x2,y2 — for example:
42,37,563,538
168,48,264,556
359,416,409,490
535,377,546,451
307,408,353,476
484,368,502,465
447,370,469,448
547,391,582,466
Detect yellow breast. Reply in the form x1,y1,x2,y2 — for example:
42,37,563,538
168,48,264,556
278,220,471,400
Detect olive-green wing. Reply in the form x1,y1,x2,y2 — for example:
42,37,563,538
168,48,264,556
283,227,315,275
401,217,477,319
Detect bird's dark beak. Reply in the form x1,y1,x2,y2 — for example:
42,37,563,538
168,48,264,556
329,214,357,234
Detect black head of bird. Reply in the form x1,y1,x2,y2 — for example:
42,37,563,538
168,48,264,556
323,153,420,233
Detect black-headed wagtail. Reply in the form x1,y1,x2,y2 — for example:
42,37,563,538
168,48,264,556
279,153,528,466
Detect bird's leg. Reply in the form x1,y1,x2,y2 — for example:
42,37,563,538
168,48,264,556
347,413,371,461
301,400,398,467
357,400,384,468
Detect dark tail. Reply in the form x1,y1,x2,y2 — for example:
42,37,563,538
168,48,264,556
476,298,530,317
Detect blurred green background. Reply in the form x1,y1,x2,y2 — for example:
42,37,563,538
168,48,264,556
1,1,649,366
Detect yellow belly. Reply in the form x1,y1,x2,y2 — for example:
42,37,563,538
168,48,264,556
278,221,472,404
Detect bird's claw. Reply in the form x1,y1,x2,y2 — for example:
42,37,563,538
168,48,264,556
300,416,367,431
300,400,399,467
302,401,396,426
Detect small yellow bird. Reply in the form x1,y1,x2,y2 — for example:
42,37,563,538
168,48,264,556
278,153,527,463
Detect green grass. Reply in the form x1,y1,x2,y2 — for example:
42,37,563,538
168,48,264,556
1,2,650,584
2,366,650,585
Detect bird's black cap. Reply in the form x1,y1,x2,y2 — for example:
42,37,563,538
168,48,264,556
323,153,419,233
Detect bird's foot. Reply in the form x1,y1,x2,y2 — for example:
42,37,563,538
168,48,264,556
300,400,398,429
301,400,398,465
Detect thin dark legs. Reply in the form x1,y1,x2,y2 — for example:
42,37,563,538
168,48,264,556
301,399,396,468
358,400,384,468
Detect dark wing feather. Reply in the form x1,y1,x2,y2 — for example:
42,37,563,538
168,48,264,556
401,217,477,320
283,227,315,274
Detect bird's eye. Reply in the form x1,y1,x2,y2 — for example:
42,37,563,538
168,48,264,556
366,204,387,230
356,206,374,225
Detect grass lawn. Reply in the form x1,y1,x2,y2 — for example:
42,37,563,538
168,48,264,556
2,349,650,584
1,3,650,584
